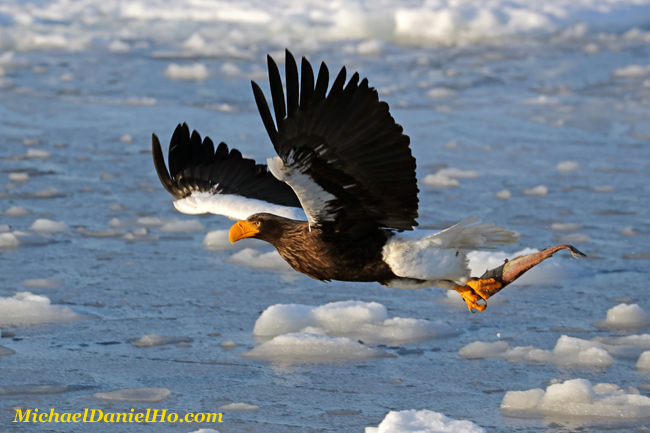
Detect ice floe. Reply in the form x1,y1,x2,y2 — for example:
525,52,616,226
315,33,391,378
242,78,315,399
427,87,457,99
0,233,19,249
0,345,15,356
550,222,583,231
612,64,650,78
220,403,259,411
595,303,650,329
0,292,84,326
242,332,392,363
421,172,459,188
459,336,613,367
557,161,580,172
94,387,171,402
2,205,30,216
130,334,193,347
164,63,209,81
203,229,260,250
495,189,511,200
26,148,50,159
501,379,650,419
252,300,458,345
365,409,485,433
22,277,62,288
637,351,650,370
226,248,292,272
9,172,29,182
0,384,68,395
29,219,68,233
523,185,548,196
159,219,204,233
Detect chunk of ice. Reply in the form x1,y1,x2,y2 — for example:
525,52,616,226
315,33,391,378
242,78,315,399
595,303,650,329
242,332,392,363
0,233,19,249
130,334,193,347
427,87,457,99
26,149,50,159
9,172,29,182
422,173,459,188
523,185,548,196
159,219,204,233
0,344,15,356
557,161,580,172
637,351,650,370
495,189,511,200
365,409,485,433
29,219,68,233
220,402,259,411
612,64,650,78
226,248,292,271
164,63,209,81
0,292,84,325
253,300,457,344
502,379,650,418
0,384,68,395
2,206,30,216
94,387,171,402
22,277,62,288
459,335,613,367
550,222,583,231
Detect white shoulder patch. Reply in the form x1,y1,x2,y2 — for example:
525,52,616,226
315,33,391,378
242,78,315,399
174,191,306,221
267,155,338,228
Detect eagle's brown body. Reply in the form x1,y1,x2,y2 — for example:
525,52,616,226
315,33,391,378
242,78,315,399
253,214,398,283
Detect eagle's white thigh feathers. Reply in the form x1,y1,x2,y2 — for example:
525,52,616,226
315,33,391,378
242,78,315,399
381,216,518,283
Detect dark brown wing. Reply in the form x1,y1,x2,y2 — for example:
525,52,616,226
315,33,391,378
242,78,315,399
252,50,418,233
152,123,301,208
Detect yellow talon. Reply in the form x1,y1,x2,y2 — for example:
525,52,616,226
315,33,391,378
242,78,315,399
454,284,487,312
467,277,502,301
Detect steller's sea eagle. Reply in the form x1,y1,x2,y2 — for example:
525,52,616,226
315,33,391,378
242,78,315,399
152,50,585,312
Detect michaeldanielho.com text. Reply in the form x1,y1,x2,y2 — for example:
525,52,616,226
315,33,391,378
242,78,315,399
14,408,223,424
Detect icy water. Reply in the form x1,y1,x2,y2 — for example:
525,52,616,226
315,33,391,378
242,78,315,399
1,1,650,432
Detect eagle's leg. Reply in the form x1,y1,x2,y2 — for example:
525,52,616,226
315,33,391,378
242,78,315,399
454,278,502,312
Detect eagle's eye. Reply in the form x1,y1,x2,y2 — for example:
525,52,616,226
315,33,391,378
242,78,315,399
254,221,261,227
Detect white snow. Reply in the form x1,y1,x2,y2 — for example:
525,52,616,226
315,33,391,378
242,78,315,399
220,402,259,411
226,248,293,272
595,334,650,350
252,300,457,344
94,387,171,402
523,185,548,196
159,219,204,233
130,334,193,347
2,206,30,216
550,222,583,231
0,233,19,249
0,345,15,356
29,219,68,233
242,332,392,363
164,63,209,80
0,292,84,326
365,409,485,433
22,277,62,288
422,172,459,188
9,172,29,182
557,161,580,172
637,351,650,369
203,229,260,250
595,303,650,329
459,335,613,367
495,189,511,200
501,379,650,418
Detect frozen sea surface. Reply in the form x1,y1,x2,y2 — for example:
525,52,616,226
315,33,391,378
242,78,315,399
1,0,650,431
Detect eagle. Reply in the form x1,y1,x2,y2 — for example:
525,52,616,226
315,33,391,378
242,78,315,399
151,50,575,312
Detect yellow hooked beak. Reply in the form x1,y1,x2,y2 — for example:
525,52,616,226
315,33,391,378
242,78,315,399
228,220,259,244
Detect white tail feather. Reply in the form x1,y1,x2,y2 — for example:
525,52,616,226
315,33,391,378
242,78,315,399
429,216,519,249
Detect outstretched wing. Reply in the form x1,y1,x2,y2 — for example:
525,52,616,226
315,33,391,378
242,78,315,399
152,123,305,221
253,50,418,234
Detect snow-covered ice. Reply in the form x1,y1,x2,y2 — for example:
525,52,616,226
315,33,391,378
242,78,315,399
220,402,259,411
8,172,29,182
2,206,30,216
130,334,193,347
242,332,392,363
501,379,650,419
365,410,485,433
0,292,84,326
0,345,15,356
22,277,62,288
523,185,548,196
557,161,580,172
29,219,68,234
0,233,19,249
93,388,171,402
226,248,293,271
637,351,650,370
595,303,650,329
252,301,458,344
495,189,511,200
460,335,613,367
164,63,209,81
